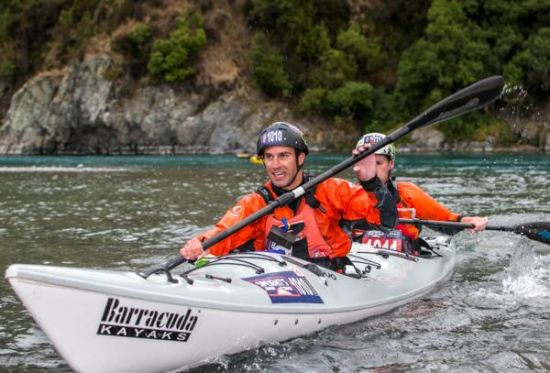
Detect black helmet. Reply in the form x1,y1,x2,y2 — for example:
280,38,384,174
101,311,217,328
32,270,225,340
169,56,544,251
256,122,309,156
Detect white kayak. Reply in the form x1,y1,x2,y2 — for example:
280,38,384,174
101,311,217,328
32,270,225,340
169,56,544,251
6,238,455,372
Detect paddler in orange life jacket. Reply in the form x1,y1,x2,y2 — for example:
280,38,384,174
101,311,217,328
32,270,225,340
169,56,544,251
179,122,399,272
352,132,489,255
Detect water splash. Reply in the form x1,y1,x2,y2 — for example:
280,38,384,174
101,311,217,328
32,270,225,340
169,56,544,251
502,252,550,300
502,269,549,299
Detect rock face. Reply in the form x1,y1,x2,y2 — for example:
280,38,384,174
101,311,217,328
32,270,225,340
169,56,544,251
0,56,357,155
1,0,548,155
1,54,548,155
406,126,498,153
404,113,550,153
0,57,114,154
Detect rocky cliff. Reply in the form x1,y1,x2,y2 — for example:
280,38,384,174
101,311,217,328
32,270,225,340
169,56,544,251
0,0,548,155
0,55,357,155
2,52,548,155
0,0,361,155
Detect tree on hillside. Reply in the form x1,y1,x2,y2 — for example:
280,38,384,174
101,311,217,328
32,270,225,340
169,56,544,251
395,0,550,120
147,11,206,83
394,0,491,113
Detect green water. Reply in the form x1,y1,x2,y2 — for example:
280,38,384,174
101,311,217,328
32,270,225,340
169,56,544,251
1,154,549,372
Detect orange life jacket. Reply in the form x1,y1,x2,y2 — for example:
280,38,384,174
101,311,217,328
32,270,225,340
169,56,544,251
197,177,385,259
348,180,461,256
395,181,461,240
257,179,356,259
396,203,421,240
264,199,332,259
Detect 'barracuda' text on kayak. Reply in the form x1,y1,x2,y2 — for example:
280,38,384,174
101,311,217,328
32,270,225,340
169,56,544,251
97,297,199,342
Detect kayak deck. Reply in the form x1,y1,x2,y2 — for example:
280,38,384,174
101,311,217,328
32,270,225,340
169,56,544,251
5,238,455,372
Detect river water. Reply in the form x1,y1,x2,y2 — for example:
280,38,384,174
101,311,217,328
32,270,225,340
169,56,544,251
0,154,549,372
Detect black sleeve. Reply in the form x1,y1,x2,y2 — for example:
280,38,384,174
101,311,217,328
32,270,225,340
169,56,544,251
360,177,398,230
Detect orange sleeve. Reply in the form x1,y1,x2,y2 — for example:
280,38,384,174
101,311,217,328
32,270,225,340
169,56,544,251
315,178,382,225
397,181,461,221
196,193,267,256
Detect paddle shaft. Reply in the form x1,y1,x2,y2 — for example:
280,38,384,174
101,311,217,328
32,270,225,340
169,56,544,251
148,129,410,273
399,218,494,231
399,218,550,245
140,76,504,277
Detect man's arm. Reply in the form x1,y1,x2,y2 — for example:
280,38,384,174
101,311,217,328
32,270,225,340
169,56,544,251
179,193,265,259
458,216,488,232
398,182,488,232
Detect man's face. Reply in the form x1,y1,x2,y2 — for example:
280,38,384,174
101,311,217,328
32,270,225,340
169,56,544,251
375,154,394,184
262,146,305,189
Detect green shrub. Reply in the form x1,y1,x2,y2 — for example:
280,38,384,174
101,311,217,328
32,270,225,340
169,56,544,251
112,22,152,77
295,23,331,63
471,119,513,144
326,81,375,121
1,0,66,78
245,0,349,88
0,58,18,84
505,27,550,99
299,87,327,113
126,23,152,48
438,115,489,141
245,0,347,49
250,33,292,97
360,91,398,133
52,1,100,63
313,49,357,89
335,26,380,72
147,11,206,83
394,0,490,117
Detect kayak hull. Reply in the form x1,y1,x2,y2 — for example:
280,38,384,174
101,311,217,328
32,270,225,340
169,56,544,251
6,240,455,372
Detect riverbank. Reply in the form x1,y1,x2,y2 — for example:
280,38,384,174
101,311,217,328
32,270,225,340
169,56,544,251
0,55,547,155
1,2,549,156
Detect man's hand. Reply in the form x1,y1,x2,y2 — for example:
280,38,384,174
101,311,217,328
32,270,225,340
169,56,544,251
179,237,204,260
352,144,377,182
461,216,489,232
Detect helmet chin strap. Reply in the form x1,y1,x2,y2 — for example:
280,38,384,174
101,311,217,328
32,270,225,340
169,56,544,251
280,150,305,190
383,156,394,185
281,170,303,190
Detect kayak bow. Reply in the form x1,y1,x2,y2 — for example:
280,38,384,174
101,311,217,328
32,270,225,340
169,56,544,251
6,239,454,373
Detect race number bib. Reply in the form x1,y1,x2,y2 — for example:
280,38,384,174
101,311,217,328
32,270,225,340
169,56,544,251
361,230,404,252
266,240,291,255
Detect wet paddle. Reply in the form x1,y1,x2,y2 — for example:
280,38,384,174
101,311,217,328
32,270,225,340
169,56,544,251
141,75,505,278
399,218,550,245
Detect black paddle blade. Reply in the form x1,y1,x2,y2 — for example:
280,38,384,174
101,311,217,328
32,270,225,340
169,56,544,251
407,75,505,131
512,222,550,245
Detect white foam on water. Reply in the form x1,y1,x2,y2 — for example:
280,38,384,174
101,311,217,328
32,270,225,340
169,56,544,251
502,266,550,299
121,235,139,242
468,252,550,308
499,268,547,302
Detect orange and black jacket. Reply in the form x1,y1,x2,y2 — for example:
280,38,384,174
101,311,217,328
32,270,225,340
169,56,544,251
195,176,397,258
393,181,461,239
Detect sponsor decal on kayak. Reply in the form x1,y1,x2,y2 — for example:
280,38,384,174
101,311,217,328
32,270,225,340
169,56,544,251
244,271,323,304
97,297,199,342
362,229,403,252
